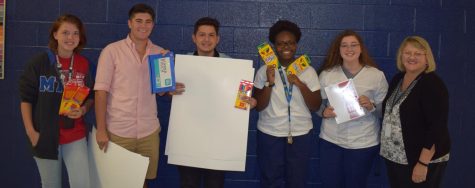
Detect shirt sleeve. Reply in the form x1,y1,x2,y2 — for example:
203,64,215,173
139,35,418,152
18,55,41,103
421,74,449,150
94,45,115,92
254,65,267,89
318,71,328,100
301,67,321,92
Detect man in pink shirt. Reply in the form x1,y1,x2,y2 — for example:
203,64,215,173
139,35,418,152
94,3,183,188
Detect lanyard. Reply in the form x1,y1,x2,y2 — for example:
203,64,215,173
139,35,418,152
277,66,293,103
388,75,420,113
277,66,294,144
56,54,74,85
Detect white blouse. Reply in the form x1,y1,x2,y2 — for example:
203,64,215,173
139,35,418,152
319,66,388,149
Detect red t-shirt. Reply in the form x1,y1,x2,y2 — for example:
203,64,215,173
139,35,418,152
57,54,90,144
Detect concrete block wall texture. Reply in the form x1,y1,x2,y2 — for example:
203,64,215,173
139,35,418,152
1,0,474,187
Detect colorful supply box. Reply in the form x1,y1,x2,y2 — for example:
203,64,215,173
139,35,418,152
286,55,311,75
234,80,254,110
149,52,176,93
257,43,279,67
59,83,90,115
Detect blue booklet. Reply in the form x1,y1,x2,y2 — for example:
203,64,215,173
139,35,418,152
148,52,176,93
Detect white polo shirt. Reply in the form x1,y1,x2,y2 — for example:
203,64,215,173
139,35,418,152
254,65,321,137
319,66,388,149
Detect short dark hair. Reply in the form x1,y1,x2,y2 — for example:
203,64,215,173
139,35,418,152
193,17,220,35
48,14,87,53
268,20,301,44
128,3,155,21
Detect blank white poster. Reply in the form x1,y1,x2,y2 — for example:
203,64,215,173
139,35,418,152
165,54,254,171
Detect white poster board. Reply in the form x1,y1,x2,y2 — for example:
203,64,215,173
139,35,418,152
88,128,149,188
165,55,254,171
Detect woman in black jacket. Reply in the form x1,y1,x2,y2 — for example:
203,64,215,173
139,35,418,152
380,36,450,188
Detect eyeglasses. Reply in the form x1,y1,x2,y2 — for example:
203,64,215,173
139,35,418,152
403,51,426,58
340,43,360,49
275,41,297,48
60,31,80,38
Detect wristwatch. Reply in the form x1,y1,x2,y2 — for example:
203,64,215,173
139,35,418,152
265,81,275,88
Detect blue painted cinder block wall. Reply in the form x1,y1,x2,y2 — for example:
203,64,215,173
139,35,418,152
1,0,474,187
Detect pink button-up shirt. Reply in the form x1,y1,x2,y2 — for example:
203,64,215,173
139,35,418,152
94,35,163,139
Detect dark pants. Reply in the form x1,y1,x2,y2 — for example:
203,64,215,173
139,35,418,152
385,159,447,188
319,139,379,188
257,130,312,188
177,166,225,188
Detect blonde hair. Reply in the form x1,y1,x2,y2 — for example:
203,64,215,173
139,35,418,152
396,36,436,73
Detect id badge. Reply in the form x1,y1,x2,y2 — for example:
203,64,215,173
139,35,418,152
384,123,391,137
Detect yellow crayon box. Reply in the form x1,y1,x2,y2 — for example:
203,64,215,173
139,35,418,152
59,83,90,115
234,80,254,110
257,43,279,67
286,55,311,75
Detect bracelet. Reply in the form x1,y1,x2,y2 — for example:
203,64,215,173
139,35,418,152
418,160,429,167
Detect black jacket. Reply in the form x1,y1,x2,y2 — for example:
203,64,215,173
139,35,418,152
18,50,93,159
383,72,450,166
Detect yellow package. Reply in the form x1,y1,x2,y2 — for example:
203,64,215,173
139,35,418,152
234,80,254,110
286,55,311,75
59,85,90,115
59,84,78,115
257,43,279,67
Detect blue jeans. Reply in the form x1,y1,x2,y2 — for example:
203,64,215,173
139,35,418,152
319,139,379,188
34,137,90,188
257,131,312,188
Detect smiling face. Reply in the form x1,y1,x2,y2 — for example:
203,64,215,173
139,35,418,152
339,35,361,64
53,22,80,57
274,31,297,66
192,25,220,56
401,43,428,74
128,12,154,42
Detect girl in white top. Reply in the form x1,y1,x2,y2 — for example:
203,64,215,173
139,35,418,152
317,30,388,188
254,20,322,188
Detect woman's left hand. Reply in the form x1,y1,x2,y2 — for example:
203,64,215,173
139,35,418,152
358,95,374,111
412,163,428,183
67,106,86,119
287,74,304,87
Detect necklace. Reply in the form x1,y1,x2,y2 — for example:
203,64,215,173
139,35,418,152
56,54,75,85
